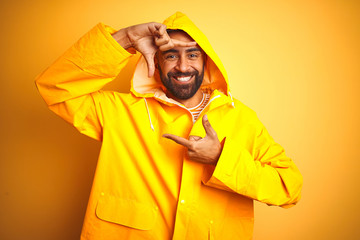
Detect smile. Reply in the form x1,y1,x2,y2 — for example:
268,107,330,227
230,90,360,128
173,75,193,82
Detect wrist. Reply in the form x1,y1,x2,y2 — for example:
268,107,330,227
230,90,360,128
112,28,133,49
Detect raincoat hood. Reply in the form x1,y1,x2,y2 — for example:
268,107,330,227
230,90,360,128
131,12,230,103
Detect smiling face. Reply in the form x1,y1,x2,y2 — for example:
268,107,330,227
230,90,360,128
156,31,205,101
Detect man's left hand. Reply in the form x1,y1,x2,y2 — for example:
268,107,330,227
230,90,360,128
163,115,222,165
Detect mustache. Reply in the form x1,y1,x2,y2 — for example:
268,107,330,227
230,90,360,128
167,70,199,78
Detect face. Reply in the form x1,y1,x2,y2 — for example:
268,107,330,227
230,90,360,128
156,31,205,100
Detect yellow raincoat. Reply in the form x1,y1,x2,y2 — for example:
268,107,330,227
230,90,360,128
36,12,302,240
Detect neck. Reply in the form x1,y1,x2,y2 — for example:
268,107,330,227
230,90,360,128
168,90,204,108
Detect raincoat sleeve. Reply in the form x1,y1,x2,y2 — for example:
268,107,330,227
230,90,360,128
203,110,303,208
35,23,133,141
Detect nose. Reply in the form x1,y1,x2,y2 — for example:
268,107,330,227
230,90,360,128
175,55,191,72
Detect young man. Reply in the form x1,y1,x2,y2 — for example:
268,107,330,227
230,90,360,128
36,12,302,240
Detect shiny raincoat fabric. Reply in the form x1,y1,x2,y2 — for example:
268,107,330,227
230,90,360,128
36,12,302,240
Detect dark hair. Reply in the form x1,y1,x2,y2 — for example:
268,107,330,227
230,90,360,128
166,29,187,34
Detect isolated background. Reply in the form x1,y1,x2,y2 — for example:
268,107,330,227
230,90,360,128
1,0,359,239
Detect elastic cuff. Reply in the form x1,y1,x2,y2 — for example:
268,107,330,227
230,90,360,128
97,22,134,59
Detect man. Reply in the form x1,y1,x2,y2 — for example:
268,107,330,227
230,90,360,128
36,12,302,240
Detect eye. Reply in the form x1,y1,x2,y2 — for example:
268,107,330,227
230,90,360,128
188,53,200,59
165,54,178,60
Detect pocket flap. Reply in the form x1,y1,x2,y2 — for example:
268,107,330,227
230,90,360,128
96,194,158,230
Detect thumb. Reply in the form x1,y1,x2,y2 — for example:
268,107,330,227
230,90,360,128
189,135,202,141
202,115,217,138
143,53,156,78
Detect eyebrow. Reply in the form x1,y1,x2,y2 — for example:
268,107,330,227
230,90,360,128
162,49,178,54
162,47,202,54
185,47,202,53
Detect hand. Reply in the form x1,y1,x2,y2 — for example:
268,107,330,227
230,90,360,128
163,115,222,165
112,22,196,77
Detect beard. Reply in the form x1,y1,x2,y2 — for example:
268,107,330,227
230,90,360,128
158,65,205,100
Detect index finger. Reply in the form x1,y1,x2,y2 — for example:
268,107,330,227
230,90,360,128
202,114,217,138
158,39,197,52
162,133,192,148
171,38,197,48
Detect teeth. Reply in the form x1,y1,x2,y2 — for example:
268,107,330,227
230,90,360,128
175,76,192,82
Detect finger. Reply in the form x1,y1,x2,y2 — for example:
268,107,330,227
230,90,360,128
172,39,197,47
150,23,166,37
162,133,193,148
155,34,172,47
189,135,202,141
143,53,156,78
158,41,175,51
158,39,196,52
202,115,217,138
155,37,197,52
156,24,167,37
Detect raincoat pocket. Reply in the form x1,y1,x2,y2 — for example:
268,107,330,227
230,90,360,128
95,194,158,230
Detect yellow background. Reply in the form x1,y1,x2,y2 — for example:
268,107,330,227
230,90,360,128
1,0,359,239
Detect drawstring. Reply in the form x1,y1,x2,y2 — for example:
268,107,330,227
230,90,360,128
144,91,233,131
144,98,154,131
228,91,235,108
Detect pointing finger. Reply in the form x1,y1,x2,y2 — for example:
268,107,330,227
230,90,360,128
202,115,217,138
163,133,193,148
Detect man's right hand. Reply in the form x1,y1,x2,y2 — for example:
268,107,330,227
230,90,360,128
112,22,196,77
